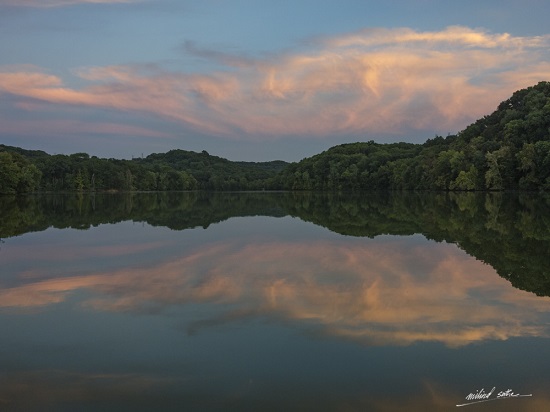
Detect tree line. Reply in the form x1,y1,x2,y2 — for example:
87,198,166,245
1,81,549,194
0,147,288,194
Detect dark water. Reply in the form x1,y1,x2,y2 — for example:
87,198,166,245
1,192,550,411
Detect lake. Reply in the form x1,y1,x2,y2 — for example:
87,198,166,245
1,191,550,411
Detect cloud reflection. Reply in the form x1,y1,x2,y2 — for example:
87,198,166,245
1,371,547,412
0,369,173,411
2,237,550,347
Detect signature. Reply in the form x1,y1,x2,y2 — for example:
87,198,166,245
456,387,532,407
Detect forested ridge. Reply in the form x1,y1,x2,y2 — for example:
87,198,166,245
277,81,550,191
0,146,289,193
1,81,549,193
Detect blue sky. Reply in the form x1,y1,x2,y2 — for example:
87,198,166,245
1,0,549,161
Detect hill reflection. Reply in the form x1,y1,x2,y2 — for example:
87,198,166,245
1,191,550,296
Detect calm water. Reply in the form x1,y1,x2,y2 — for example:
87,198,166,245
1,192,550,411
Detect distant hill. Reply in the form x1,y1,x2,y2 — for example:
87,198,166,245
1,81,549,193
136,149,288,190
0,145,49,160
0,144,289,193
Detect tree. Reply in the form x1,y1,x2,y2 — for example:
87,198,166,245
74,169,85,192
517,143,538,189
0,152,20,194
0,151,42,194
485,146,511,190
451,166,478,191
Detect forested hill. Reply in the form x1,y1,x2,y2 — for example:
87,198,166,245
0,146,289,193
137,149,288,190
276,81,550,191
1,81,549,193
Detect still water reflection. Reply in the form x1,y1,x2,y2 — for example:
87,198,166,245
1,192,550,411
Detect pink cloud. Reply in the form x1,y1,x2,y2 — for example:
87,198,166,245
324,26,545,49
1,26,549,141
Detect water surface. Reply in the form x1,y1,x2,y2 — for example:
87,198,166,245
1,192,549,411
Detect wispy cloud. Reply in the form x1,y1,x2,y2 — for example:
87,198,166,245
1,26,549,141
322,25,547,49
182,40,258,69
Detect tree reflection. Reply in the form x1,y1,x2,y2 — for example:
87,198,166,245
1,191,549,296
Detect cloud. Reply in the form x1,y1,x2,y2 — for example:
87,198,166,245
1,26,549,141
322,25,547,49
0,0,139,7
182,40,258,69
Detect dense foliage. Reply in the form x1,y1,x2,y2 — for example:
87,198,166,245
278,81,550,191
0,151,41,194
1,81,549,193
0,146,288,193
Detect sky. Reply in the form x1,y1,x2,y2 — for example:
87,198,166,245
1,0,549,161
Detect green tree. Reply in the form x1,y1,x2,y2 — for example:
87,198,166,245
485,146,511,190
0,152,20,194
74,169,85,192
450,165,478,190
0,151,42,193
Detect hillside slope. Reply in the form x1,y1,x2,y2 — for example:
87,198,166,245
277,81,550,191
